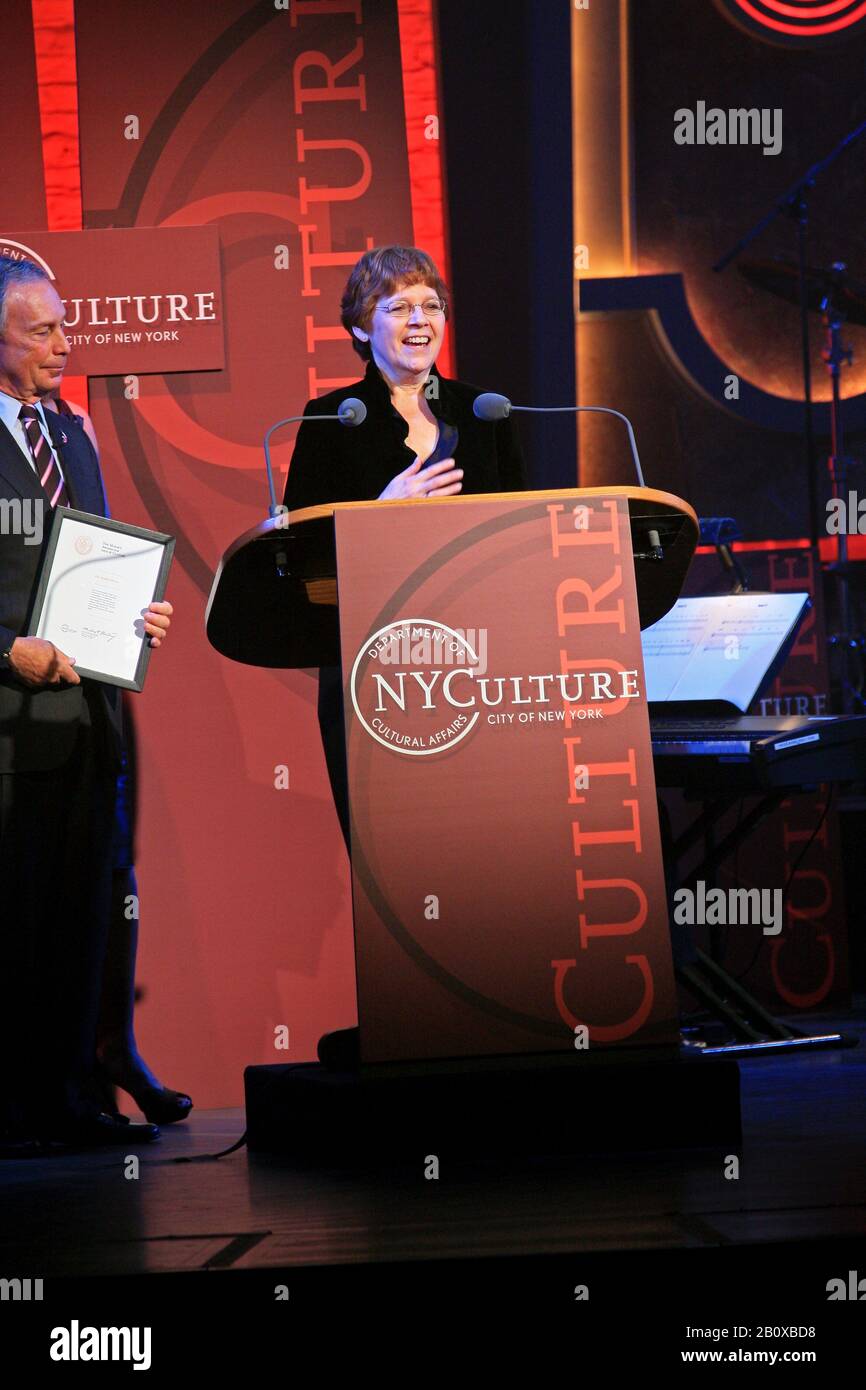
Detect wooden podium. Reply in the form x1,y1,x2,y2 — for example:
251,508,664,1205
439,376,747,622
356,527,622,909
208,487,699,1069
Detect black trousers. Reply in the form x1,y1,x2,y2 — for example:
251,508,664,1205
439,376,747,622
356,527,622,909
0,686,118,1135
316,666,360,1067
317,665,351,853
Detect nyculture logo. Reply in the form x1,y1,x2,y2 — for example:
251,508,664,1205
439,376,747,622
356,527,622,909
349,618,641,757
717,0,866,44
60,290,217,345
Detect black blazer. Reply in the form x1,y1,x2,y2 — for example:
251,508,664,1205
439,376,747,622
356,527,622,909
283,358,526,510
0,407,122,773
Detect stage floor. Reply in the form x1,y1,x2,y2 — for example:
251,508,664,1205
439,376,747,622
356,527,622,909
2,1003,865,1276
2,1003,865,1363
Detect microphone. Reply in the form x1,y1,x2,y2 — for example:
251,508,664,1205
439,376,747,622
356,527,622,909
473,392,646,488
472,392,514,421
263,398,367,516
475,391,664,553
336,397,367,425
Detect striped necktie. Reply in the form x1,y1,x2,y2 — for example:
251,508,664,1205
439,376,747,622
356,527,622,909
19,403,69,509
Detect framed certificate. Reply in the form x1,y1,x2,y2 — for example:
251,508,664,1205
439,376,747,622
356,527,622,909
27,507,175,691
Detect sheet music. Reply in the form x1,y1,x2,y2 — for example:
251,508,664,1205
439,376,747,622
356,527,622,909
641,592,810,710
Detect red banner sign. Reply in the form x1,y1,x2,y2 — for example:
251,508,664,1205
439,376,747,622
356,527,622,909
0,227,224,375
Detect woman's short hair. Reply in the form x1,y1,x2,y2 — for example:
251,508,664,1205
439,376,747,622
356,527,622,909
340,246,449,361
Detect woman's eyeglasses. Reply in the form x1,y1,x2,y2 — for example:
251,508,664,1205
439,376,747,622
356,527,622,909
377,299,446,318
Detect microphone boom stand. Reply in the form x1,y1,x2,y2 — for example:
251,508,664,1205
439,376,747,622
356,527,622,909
714,117,866,713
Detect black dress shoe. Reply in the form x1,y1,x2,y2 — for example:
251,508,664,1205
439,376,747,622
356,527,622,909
52,1112,160,1148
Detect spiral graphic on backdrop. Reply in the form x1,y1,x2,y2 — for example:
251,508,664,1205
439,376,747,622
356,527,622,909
718,0,866,42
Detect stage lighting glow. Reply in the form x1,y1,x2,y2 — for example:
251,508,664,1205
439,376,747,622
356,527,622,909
725,0,866,39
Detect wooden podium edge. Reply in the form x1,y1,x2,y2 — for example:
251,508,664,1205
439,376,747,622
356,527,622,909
286,484,699,529
206,485,699,604
205,486,699,663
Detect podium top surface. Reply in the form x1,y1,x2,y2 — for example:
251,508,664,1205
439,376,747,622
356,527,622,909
206,486,699,668
286,484,698,528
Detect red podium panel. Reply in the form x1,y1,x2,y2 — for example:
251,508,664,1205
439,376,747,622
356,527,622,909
335,493,678,1065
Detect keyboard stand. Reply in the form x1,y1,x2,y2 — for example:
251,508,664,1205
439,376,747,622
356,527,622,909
677,949,856,1056
663,789,858,1056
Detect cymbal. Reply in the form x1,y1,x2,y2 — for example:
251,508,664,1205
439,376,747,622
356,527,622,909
738,257,866,326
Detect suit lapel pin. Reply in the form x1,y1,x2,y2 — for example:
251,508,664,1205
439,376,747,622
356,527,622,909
59,430,68,444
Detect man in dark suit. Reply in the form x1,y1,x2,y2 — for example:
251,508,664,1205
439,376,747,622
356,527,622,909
0,257,168,1152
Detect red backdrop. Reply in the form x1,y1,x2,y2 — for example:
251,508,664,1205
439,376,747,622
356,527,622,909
19,0,450,1107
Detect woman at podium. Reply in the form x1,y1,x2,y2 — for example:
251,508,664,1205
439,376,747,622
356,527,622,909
283,245,524,512
283,245,526,848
